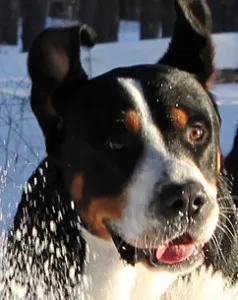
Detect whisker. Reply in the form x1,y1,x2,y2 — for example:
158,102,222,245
217,196,238,205
220,207,237,212
135,238,139,262
216,223,235,244
219,212,237,238
115,237,125,254
143,233,148,250
211,234,227,266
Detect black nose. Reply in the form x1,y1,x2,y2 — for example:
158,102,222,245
158,182,207,218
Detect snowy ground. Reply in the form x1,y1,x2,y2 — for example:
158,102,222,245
0,20,237,230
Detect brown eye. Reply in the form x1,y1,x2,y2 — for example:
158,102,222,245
188,124,205,142
108,139,124,150
105,137,124,150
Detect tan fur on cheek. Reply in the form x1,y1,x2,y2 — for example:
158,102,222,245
71,173,84,200
81,196,126,240
70,174,126,240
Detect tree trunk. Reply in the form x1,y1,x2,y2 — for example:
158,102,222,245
94,0,120,43
221,0,238,32
207,0,238,33
120,0,140,20
161,0,176,37
140,0,161,40
79,0,97,27
20,0,49,52
49,1,69,19
207,0,223,33
120,0,127,19
0,0,19,45
71,0,80,20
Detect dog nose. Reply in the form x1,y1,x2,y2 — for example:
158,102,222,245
158,182,207,218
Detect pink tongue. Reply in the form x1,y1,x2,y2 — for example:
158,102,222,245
155,243,196,264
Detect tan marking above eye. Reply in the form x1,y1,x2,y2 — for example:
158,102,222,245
171,107,189,129
71,173,84,200
124,109,141,133
81,196,126,240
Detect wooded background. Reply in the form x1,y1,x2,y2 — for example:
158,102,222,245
0,0,238,51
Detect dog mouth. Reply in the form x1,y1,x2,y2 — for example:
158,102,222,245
150,234,202,264
107,227,204,267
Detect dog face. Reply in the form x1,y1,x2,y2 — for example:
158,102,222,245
28,0,221,274
60,65,220,274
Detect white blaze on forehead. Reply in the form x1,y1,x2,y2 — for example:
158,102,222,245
116,78,218,242
117,78,168,238
118,78,167,152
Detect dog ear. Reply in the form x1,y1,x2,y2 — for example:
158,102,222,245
28,25,96,140
158,0,214,87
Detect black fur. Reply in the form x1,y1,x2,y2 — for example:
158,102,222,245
225,128,238,200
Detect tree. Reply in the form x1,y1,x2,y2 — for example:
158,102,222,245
221,0,238,32
140,0,161,40
94,0,119,43
207,0,238,33
79,0,97,28
161,0,176,37
79,0,119,43
120,0,140,20
0,0,19,45
207,0,223,33
20,0,49,52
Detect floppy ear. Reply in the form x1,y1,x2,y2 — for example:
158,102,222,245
158,0,214,87
28,25,96,154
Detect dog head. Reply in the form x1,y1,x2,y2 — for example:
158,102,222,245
28,0,224,275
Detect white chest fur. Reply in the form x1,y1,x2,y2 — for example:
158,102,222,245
82,230,176,300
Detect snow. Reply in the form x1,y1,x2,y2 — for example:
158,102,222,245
0,20,238,230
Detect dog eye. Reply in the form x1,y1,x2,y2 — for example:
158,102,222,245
105,137,124,150
188,123,205,142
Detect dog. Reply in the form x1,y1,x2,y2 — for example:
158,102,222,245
225,128,238,200
1,0,238,299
